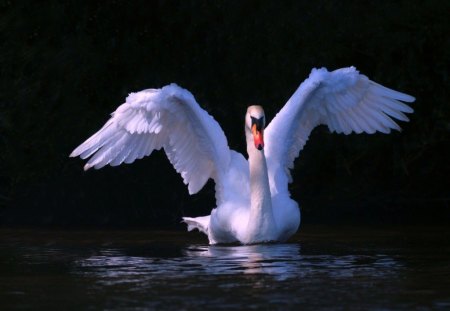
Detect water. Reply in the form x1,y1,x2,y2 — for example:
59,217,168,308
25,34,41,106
1,226,449,310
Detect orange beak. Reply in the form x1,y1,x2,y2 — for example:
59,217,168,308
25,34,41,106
252,123,264,150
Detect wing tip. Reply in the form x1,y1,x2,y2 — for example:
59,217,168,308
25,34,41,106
395,93,415,103
403,94,416,103
69,146,82,158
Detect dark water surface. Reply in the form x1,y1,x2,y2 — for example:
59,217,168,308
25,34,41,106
1,226,449,310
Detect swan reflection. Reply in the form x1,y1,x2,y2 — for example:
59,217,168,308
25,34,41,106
184,243,301,280
76,242,401,286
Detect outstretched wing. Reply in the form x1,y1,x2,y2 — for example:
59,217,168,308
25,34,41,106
70,83,231,195
265,66,415,194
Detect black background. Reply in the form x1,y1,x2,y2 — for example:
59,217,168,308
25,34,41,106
1,1,449,227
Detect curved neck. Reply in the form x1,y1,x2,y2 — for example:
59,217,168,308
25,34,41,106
245,133,276,242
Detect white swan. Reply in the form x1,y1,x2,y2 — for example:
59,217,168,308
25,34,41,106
70,67,414,244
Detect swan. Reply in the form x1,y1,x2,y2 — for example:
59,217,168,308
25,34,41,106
70,67,414,244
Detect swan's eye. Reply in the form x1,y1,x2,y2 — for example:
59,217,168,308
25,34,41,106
251,116,265,131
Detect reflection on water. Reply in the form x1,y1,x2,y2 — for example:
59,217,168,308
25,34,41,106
75,244,402,298
1,227,450,310
77,243,401,285
77,244,303,282
185,244,304,279
186,244,400,279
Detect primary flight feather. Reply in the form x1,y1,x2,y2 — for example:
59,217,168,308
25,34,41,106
71,67,414,244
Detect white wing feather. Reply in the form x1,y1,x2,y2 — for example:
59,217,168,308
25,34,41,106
70,84,231,195
265,66,415,194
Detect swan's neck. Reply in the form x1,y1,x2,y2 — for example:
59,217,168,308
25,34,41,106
245,140,276,242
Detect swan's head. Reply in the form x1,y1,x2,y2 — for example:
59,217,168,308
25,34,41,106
246,105,265,151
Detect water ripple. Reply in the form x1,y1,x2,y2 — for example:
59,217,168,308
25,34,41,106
2,228,449,310
75,243,401,285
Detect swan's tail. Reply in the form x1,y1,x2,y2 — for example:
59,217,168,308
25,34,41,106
182,215,210,235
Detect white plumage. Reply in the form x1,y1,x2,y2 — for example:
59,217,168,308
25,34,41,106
71,67,414,244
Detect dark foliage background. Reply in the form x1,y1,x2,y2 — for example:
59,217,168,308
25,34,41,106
1,0,449,227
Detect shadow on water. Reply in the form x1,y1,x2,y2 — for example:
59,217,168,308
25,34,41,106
1,227,450,310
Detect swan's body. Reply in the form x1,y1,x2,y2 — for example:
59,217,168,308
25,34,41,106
70,67,414,244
